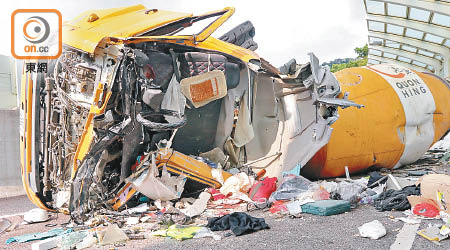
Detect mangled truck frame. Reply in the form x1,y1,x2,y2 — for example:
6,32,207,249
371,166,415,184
20,5,361,221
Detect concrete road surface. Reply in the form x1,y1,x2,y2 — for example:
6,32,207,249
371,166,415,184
0,195,448,250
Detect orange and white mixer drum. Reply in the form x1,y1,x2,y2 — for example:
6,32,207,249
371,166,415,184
303,63,450,178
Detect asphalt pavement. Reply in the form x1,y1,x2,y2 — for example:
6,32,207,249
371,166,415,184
0,195,448,250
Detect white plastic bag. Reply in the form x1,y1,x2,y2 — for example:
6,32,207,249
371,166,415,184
358,220,387,240
161,74,186,123
220,172,255,196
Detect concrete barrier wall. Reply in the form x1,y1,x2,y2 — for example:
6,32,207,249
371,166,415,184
0,110,21,186
0,55,21,187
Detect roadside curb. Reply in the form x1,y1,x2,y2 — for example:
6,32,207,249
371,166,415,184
0,186,26,199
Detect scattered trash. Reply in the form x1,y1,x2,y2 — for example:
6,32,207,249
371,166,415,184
23,208,49,224
31,235,62,250
126,217,140,225
6,228,72,244
220,172,255,196
152,225,204,241
367,172,386,187
9,3,450,250
207,212,270,236
413,203,440,218
75,233,97,249
386,174,404,190
193,227,221,240
301,200,350,216
0,218,11,234
285,200,303,216
124,203,149,214
322,179,366,204
181,192,211,217
358,220,387,240
374,185,420,211
127,154,186,201
394,217,421,224
269,175,311,201
417,174,450,213
312,186,330,201
248,177,277,202
417,225,449,242
98,224,129,246
60,231,88,250
441,211,450,224
440,224,450,236
269,201,289,214
208,188,226,201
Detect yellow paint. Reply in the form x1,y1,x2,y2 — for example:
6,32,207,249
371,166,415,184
20,70,52,210
304,66,450,178
71,84,111,180
156,149,231,188
194,7,235,43
111,183,137,210
23,5,263,209
63,5,192,53
63,5,258,63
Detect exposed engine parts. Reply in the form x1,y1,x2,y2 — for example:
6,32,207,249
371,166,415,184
22,6,362,223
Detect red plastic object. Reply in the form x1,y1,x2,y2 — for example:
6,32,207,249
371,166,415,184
413,203,440,218
208,188,226,201
256,169,266,180
131,154,146,171
269,200,288,214
312,186,330,201
249,177,277,202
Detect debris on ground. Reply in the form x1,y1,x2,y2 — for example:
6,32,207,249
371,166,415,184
23,208,50,224
0,218,11,235
301,200,350,216
6,228,72,244
358,220,387,240
8,5,450,249
207,212,269,236
5,141,450,248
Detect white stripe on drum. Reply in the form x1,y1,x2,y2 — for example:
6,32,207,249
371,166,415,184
365,64,436,168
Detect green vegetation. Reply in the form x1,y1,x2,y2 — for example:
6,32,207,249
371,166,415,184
330,44,368,73
331,58,368,73
354,44,368,59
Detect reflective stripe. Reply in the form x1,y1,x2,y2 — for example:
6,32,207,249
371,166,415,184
366,64,436,168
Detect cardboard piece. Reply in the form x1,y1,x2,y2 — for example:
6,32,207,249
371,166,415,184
407,196,440,210
180,70,227,108
416,174,450,214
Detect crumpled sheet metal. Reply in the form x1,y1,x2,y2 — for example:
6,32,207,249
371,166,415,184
127,154,186,201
